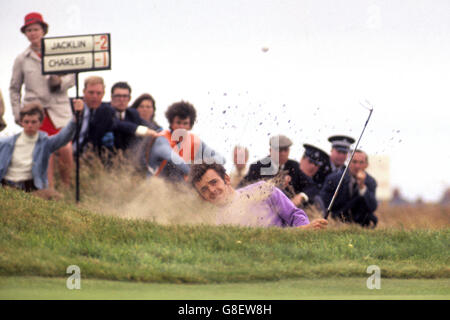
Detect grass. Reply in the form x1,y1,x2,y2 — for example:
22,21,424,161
1,187,449,284
1,276,449,300
1,158,449,300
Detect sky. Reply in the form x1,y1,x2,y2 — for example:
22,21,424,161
1,0,449,202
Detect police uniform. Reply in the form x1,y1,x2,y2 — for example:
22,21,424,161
290,144,329,213
313,135,355,188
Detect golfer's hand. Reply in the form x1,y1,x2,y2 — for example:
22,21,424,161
300,218,328,230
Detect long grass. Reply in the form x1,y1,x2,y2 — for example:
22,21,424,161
1,187,449,283
1,153,448,283
53,151,450,230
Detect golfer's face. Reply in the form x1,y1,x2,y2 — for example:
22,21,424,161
195,169,231,206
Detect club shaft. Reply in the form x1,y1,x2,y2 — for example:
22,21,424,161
325,109,373,219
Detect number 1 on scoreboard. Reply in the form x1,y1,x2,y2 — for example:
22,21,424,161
94,51,109,68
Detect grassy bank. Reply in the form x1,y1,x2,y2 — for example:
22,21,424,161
1,188,449,283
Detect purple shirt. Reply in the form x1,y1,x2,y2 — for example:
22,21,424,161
216,181,310,227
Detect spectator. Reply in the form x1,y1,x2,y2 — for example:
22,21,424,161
93,82,156,156
189,162,328,229
229,145,249,188
0,90,6,132
313,135,355,189
238,135,300,193
390,187,409,206
320,149,378,227
290,144,328,211
328,135,355,170
9,12,75,189
155,101,225,180
0,101,83,191
440,188,450,207
109,82,145,151
72,76,110,154
136,133,190,180
130,93,162,132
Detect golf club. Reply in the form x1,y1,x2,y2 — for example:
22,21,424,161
324,102,374,219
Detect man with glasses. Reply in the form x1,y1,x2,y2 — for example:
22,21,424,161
94,82,156,155
320,149,378,228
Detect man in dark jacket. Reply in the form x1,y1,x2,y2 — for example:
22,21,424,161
319,149,378,227
238,135,301,194
290,144,328,212
91,82,156,154
72,76,110,154
313,135,355,189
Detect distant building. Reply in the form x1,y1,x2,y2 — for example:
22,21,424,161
390,187,409,206
366,154,390,201
414,197,425,206
440,188,450,206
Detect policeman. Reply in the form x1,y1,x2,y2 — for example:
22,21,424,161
290,144,329,213
313,135,355,188
320,149,378,228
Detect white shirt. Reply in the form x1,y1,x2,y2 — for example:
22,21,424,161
4,132,38,181
349,175,367,196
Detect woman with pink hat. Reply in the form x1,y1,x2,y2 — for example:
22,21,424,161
9,12,75,190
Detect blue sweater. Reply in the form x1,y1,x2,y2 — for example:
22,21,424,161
0,120,77,189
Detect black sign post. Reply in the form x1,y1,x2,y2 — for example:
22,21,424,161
41,33,111,202
74,72,81,203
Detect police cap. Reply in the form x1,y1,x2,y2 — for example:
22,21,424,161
303,144,329,166
328,135,355,153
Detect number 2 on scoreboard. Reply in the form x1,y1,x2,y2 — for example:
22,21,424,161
100,35,108,50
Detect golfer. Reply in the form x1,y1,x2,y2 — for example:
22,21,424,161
189,162,328,230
